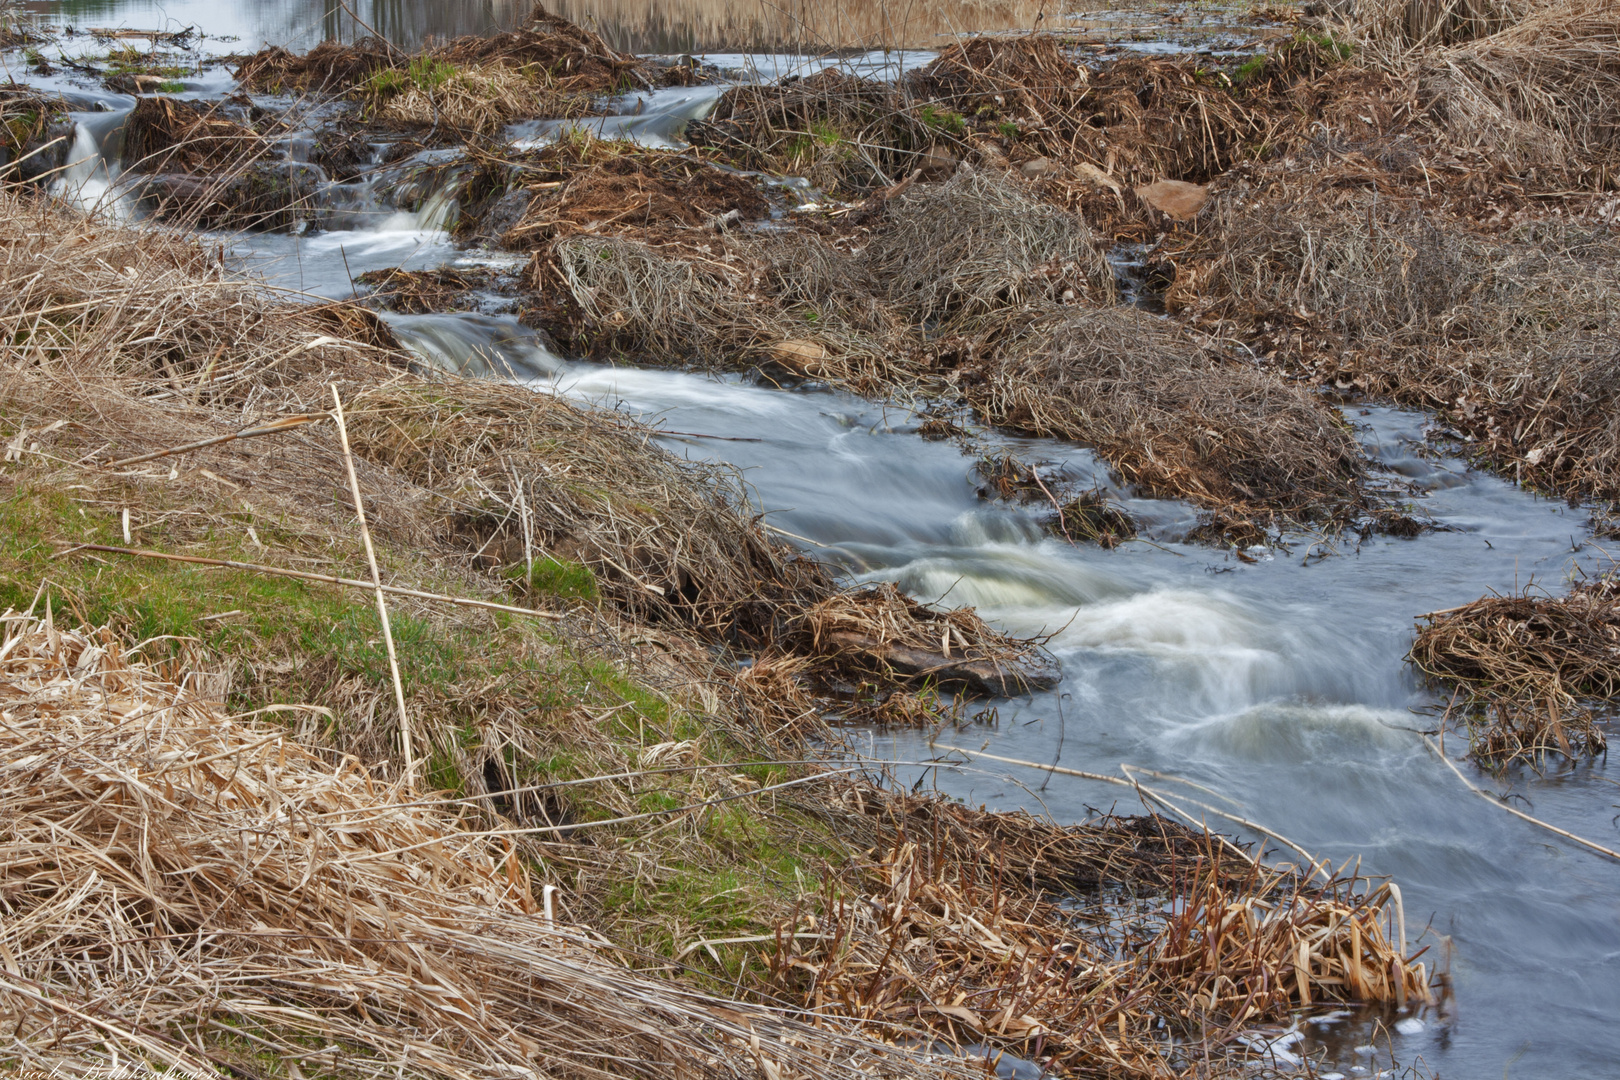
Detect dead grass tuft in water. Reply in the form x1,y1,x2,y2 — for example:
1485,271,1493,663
772,791,1433,1077
794,582,1057,697
121,95,272,174
1059,488,1138,548
357,266,501,313
234,6,664,123
1410,577,1616,762
367,61,597,134
969,304,1368,532
496,138,771,247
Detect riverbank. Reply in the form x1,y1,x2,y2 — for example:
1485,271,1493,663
0,181,1435,1077
3,0,1617,1073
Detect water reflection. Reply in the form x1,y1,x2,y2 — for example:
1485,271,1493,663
31,0,529,51
31,0,1050,52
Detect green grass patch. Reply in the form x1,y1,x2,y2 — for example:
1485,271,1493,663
515,555,598,601
919,104,966,135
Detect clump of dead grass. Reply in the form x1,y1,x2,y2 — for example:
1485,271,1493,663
235,5,653,120
497,138,771,247
1412,0,1620,179
1059,488,1138,548
121,95,272,174
538,230,908,392
366,60,596,134
1169,169,1620,503
865,167,1115,320
692,69,928,194
772,791,1434,1078
357,266,499,313
970,304,1368,530
1410,575,1617,762
0,613,966,1080
792,582,1056,697
1349,0,1535,49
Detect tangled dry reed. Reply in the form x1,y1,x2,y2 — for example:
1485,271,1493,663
970,305,1368,532
235,4,659,129
769,792,1433,1077
864,167,1115,318
0,613,979,1080
496,138,771,247
1410,577,1617,762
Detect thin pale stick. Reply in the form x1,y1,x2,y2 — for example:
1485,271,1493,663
331,385,415,789
104,412,329,468
56,544,563,620
1424,736,1620,863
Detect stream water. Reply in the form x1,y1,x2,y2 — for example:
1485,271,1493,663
13,3,1620,1076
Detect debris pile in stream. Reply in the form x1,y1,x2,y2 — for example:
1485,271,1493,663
234,4,676,133
0,87,67,182
774,791,1434,1077
970,304,1367,536
1410,575,1617,762
492,139,771,246
794,582,1057,697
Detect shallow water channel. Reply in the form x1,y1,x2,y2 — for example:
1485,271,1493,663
20,2,1620,1076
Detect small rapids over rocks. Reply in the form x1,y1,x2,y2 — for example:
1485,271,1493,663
9,2,1620,1077
398,317,1620,1078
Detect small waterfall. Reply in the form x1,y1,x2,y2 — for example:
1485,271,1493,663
385,313,561,379
50,110,132,218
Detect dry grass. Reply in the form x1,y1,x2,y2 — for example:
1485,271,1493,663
121,95,272,174
692,69,928,194
1412,0,1620,178
770,793,1433,1077
235,5,658,114
864,167,1115,320
0,184,1050,707
497,138,771,247
969,304,1368,532
1168,164,1620,503
370,61,597,134
1349,0,1535,49
538,230,908,392
792,582,1057,697
0,613,974,1080
1410,576,1617,762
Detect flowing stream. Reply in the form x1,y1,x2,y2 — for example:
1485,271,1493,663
16,3,1620,1076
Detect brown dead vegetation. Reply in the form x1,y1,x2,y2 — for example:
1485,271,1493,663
490,139,771,247
772,791,1433,1077
122,95,271,174
0,616,983,1080
234,5,669,131
523,164,1370,534
0,185,1044,703
1410,575,1618,762
968,305,1366,532
357,266,501,313
0,87,66,183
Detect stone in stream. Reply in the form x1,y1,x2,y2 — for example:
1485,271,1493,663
1019,156,1059,179
917,145,960,181
1134,179,1210,221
